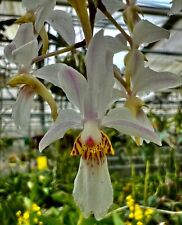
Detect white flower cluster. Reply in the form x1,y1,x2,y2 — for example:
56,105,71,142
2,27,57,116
4,0,182,220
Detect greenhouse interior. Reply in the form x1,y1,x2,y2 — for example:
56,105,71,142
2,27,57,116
0,0,182,224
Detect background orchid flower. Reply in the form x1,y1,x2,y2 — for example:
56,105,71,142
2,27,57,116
22,0,56,34
18,0,75,53
4,23,38,72
114,49,182,145
116,19,170,50
168,0,182,16
34,30,161,220
4,23,57,131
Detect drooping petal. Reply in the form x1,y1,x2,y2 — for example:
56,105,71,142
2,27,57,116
125,49,144,81
102,107,161,145
73,157,113,220
86,30,121,120
4,43,16,62
46,10,75,44
34,63,88,113
133,20,170,46
134,109,155,145
12,39,38,68
115,33,128,50
95,0,124,21
168,0,182,15
12,85,35,130
39,109,82,151
34,1,56,33
132,66,182,95
13,23,35,48
111,88,127,102
4,23,35,63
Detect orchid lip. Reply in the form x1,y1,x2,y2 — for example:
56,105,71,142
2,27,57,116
71,131,114,164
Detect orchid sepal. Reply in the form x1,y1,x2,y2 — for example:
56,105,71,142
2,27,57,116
102,107,161,146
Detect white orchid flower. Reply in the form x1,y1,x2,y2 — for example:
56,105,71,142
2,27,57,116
22,0,75,45
168,0,182,15
114,49,182,145
4,23,38,72
4,23,57,131
34,30,161,220
116,19,170,49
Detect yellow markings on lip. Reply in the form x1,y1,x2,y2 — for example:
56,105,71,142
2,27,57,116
71,131,114,164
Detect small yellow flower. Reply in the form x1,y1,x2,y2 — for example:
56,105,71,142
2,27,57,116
145,208,154,216
34,217,38,223
126,195,135,207
129,212,134,219
37,210,42,216
129,205,134,211
16,210,22,217
137,221,144,225
134,204,143,220
32,203,40,212
36,156,48,170
23,211,30,220
125,221,132,225
38,222,44,225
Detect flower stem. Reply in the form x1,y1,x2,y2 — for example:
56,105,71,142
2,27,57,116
144,160,150,206
106,205,182,219
97,0,133,47
114,67,127,90
32,40,86,64
104,206,128,218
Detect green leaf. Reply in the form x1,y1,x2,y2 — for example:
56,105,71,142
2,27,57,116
112,213,124,225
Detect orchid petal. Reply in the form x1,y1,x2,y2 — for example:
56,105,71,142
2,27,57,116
34,64,62,87
12,39,38,68
86,30,120,119
168,0,182,15
35,63,88,113
4,23,35,62
12,86,35,130
95,0,124,21
22,0,51,11
102,108,161,145
73,157,113,220
135,109,155,145
4,43,16,62
132,66,182,95
34,0,56,33
39,109,82,151
47,10,75,44
112,88,127,102
14,23,35,48
133,20,170,46
126,49,144,80
115,33,128,50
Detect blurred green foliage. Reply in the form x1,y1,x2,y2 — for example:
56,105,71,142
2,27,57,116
0,110,182,225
